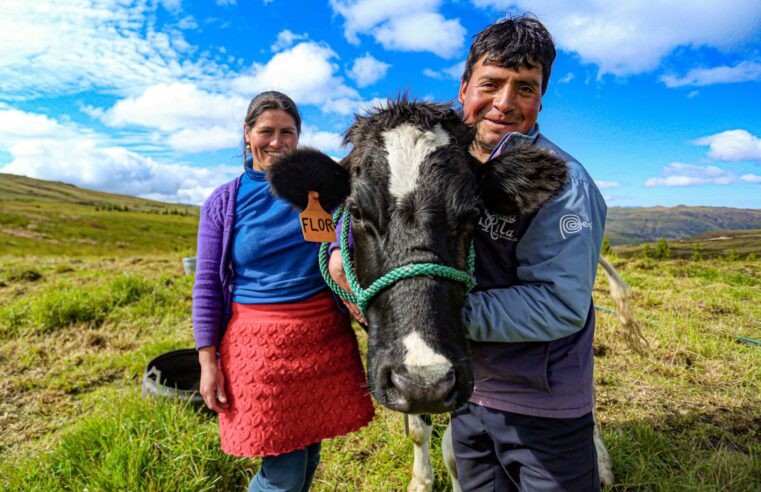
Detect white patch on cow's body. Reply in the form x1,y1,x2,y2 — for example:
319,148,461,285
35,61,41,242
383,123,450,202
403,332,451,370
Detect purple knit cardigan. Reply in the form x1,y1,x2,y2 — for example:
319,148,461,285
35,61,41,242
192,176,241,349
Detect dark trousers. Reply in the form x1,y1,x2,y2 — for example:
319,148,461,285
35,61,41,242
451,403,599,491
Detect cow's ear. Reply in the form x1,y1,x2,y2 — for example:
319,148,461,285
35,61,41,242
478,145,568,216
267,147,351,211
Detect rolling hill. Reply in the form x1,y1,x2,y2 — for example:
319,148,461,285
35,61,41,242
605,206,761,245
0,173,199,256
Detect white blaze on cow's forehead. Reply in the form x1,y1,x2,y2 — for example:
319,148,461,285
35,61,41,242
403,332,452,369
383,123,450,202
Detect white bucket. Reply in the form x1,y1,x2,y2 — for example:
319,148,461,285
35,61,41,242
182,256,197,275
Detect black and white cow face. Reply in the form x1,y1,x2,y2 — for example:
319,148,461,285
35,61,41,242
269,99,567,414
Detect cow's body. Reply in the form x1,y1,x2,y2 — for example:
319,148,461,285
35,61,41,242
269,99,614,490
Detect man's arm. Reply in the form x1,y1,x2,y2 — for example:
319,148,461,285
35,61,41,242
463,175,607,343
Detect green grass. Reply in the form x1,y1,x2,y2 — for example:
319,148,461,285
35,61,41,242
1,254,759,491
0,172,199,257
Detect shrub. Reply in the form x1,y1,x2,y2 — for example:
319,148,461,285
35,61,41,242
643,243,654,259
109,275,152,306
691,243,703,261
655,237,671,259
0,274,159,336
31,289,108,333
601,235,612,256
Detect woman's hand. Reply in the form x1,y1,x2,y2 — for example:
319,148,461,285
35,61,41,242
329,249,368,325
198,346,229,413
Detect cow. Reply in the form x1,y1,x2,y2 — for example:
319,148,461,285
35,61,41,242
268,98,615,490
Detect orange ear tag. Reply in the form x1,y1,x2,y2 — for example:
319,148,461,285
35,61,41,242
299,191,337,243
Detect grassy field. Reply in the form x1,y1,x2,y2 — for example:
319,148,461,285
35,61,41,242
0,173,198,257
615,229,761,260
0,251,759,491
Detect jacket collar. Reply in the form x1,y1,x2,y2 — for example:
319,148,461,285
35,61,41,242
488,123,540,160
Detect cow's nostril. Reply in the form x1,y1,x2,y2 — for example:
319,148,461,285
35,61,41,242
390,368,456,403
390,369,415,394
434,371,456,401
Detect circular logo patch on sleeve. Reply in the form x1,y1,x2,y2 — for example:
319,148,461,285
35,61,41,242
559,214,592,239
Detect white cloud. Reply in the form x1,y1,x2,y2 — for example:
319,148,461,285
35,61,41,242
101,83,247,132
330,0,465,58
559,72,575,83
348,53,391,87
471,1,761,76
0,107,236,204
595,180,620,189
741,174,761,183
0,105,80,146
271,30,308,52
423,61,465,80
300,126,345,154
216,0,237,5
373,12,466,58
177,16,199,30
320,97,388,117
662,61,761,87
231,42,360,111
644,162,738,187
693,130,761,162
0,0,228,99
166,126,241,153
2,138,235,204
97,83,249,153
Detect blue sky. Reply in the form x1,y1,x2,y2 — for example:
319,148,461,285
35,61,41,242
1,0,760,208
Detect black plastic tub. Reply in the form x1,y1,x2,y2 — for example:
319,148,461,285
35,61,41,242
141,348,205,409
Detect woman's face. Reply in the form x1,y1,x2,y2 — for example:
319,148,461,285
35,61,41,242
245,109,299,171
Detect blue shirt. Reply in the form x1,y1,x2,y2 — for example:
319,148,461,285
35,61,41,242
231,164,326,304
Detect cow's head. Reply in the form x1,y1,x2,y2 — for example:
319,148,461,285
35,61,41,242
269,99,566,414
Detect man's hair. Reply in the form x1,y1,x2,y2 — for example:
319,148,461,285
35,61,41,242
462,15,556,95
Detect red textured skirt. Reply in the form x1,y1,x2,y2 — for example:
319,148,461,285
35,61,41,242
218,291,375,457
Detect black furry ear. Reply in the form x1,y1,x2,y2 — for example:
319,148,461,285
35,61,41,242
267,147,351,211
479,145,568,216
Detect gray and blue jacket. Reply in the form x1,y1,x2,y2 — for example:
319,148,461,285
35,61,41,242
463,125,607,418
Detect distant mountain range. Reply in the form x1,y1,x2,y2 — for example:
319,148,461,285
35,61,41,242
2,173,760,252
605,206,761,245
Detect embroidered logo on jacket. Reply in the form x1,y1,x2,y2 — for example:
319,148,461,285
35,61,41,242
559,214,591,239
479,210,518,241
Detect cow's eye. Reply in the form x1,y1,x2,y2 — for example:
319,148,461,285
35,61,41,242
347,200,361,219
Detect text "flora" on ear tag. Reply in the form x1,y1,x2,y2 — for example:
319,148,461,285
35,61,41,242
299,191,336,243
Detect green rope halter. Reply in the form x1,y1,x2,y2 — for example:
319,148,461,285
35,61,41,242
318,204,476,318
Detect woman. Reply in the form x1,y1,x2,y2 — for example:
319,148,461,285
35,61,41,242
192,91,374,491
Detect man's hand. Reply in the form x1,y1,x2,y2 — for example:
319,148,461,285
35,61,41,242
198,346,229,413
329,249,368,325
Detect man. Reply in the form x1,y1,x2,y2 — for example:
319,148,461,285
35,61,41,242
332,15,606,491
450,16,606,490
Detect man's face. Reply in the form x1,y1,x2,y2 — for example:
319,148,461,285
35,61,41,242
458,56,543,162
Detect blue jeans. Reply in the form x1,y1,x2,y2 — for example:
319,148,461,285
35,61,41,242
451,403,599,491
248,442,322,492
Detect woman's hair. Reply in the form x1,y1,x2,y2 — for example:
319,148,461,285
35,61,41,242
243,91,302,164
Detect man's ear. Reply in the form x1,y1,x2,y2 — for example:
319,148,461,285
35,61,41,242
457,78,467,105
478,145,567,216
267,147,350,211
